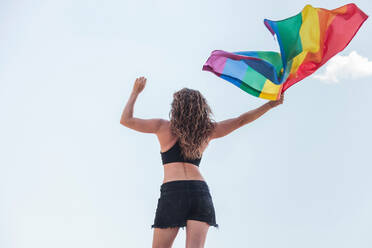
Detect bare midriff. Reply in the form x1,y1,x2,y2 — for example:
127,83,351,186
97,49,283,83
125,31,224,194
162,162,205,184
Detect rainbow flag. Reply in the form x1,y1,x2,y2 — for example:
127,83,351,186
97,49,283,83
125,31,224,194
202,3,368,100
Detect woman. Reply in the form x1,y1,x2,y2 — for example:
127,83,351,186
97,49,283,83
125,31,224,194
120,76,284,248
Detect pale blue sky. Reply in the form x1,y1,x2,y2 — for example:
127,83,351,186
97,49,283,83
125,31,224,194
1,0,371,247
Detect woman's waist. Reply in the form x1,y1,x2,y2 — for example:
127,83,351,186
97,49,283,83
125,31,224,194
160,179,210,194
163,161,200,169
162,175,205,184
163,169,204,184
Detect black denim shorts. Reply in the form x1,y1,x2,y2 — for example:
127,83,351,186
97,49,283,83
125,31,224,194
151,180,219,230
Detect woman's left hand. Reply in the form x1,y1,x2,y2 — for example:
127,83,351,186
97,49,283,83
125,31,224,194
269,92,284,108
132,76,147,95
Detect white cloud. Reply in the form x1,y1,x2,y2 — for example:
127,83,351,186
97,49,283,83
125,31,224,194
313,51,372,83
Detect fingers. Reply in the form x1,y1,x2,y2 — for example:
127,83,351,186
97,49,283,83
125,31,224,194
133,76,147,94
135,76,147,84
136,77,147,86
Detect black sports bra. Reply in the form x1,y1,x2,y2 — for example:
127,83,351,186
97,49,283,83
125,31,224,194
160,139,202,167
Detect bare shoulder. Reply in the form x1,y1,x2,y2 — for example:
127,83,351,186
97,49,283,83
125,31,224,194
155,120,175,149
157,119,171,135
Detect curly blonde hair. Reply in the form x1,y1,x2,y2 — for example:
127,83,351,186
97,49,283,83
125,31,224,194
169,88,217,160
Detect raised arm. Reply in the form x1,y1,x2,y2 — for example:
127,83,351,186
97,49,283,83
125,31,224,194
210,93,284,140
120,76,166,134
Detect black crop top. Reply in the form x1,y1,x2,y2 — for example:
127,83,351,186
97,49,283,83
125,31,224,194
160,139,202,167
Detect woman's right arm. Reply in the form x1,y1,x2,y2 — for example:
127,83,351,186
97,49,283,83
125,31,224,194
210,94,284,140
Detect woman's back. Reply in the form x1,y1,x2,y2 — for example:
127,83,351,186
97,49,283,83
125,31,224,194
157,120,210,184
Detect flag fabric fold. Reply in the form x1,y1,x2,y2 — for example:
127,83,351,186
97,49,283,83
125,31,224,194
202,3,368,100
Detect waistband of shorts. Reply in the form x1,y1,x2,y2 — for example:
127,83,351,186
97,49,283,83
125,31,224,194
160,180,209,193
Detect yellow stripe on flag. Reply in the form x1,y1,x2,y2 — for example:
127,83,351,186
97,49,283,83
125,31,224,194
300,5,320,53
260,79,282,100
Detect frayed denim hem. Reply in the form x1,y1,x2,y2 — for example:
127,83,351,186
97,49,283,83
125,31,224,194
209,223,219,229
186,218,219,230
199,222,219,229
151,221,219,230
151,223,186,230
